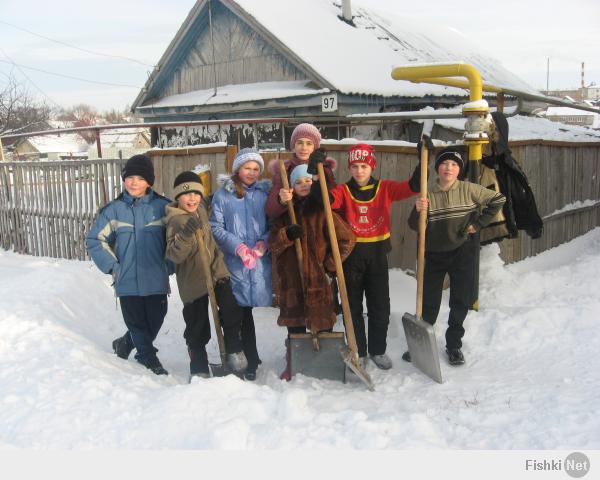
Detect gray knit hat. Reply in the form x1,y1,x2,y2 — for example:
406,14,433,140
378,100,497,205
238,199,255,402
232,148,264,174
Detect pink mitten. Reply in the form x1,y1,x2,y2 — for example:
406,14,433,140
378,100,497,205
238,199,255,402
253,240,267,258
236,243,257,269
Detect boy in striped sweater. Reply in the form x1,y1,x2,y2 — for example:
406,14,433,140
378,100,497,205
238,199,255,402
404,149,506,365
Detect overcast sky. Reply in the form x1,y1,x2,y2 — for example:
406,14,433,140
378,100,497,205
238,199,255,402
0,0,598,112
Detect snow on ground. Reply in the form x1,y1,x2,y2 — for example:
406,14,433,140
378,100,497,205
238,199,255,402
1,229,600,450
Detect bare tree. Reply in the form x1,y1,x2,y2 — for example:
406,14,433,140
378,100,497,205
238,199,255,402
0,73,51,136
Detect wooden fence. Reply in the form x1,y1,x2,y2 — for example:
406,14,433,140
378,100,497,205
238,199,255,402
0,141,599,266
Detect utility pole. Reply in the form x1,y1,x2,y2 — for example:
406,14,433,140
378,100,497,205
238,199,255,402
546,57,550,91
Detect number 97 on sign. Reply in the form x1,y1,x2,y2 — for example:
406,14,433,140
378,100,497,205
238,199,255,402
321,93,338,112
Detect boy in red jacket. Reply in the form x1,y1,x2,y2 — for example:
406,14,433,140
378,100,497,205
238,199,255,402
310,143,421,369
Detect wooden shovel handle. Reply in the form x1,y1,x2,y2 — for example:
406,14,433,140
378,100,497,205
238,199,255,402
316,163,360,360
279,159,304,290
416,146,429,318
195,228,227,362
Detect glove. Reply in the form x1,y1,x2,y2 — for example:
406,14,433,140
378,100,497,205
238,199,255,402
408,163,428,193
236,243,257,269
416,135,435,158
253,240,267,258
307,148,327,175
181,215,202,239
285,224,303,241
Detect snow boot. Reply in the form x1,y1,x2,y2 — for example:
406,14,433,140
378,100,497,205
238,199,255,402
446,348,465,366
226,351,248,373
112,334,133,360
244,367,257,381
141,356,168,376
402,350,411,363
370,353,392,370
188,347,210,378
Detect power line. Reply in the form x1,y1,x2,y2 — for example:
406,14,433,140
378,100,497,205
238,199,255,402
0,20,156,68
0,48,62,109
0,59,142,89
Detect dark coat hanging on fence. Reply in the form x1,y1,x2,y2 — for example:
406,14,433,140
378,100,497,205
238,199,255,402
481,112,543,240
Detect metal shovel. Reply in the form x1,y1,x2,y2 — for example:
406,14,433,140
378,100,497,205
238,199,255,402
278,157,346,383
316,162,374,391
401,122,443,384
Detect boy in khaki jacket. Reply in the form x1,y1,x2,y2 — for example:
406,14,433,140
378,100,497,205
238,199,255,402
165,171,249,379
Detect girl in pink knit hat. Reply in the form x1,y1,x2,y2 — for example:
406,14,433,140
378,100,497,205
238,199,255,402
265,123,336,219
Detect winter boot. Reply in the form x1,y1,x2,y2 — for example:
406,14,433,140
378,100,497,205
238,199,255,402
188,347,210,378
370,353,392,370
141,356,169,376
279,339,292,381
112,334,134,360
244,367,257,381
446,348,465,366
401,351,411,363
226,351,248,373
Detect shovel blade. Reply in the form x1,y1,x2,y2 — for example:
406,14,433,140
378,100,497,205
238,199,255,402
289,332,346,382
340,346,375,391
209,362,230,377
401,312,443,384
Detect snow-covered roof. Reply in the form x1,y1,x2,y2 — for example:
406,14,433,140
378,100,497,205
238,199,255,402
135,0,540,109
139,80,329,109
437,114,600,142
98,128,150,148
230,0,538,97
26,133,90,154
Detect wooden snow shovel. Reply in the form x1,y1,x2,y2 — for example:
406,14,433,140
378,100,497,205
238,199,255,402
195,228,232,377
315,162,374,391
401,127,443,384
279,158,346,383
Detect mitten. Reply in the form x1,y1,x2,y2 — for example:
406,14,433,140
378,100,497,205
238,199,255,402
181,215,202,239
285,224,303,241
307,148,327,175
253,240,267,257
236,243,257,269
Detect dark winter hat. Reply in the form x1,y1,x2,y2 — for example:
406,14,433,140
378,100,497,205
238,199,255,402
434,150,464,173
290,123,321,149
173,171,205,200
348,143,376,170
121,154,155,186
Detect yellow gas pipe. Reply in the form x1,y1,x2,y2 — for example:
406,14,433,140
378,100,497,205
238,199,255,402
390,63,491,177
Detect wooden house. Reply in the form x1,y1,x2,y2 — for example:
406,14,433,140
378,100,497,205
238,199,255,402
131,0,541,148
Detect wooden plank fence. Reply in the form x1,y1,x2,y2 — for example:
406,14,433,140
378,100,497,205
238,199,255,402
0,141,599,267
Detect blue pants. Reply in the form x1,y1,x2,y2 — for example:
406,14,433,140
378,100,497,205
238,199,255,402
120,295,168,365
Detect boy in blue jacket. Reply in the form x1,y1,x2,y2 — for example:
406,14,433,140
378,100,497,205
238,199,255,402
86,154,172,375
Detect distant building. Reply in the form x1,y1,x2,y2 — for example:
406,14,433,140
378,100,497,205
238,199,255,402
544,106,600,129
87,128,151,159
12,133,90,161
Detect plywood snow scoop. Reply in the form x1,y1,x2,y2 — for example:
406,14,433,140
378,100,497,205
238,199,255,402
401,121,443,384
195,229,231,377
316,162,374,391
279,158,345,383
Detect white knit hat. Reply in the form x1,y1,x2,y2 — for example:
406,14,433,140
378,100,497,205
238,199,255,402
232,148,264,174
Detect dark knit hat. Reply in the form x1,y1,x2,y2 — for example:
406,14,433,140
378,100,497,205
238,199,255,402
173,171,205,200
434,149,464,173
348,143,376,170
122,154,155,186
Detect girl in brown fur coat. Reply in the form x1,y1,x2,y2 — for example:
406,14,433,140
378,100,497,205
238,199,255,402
269,164,355,379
